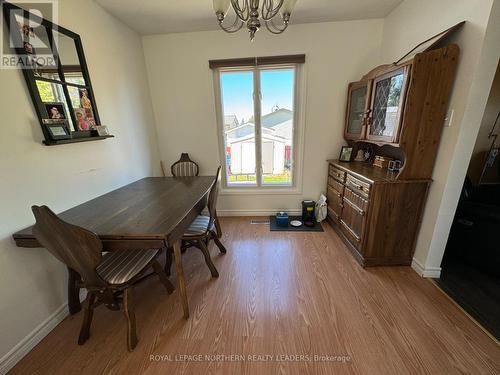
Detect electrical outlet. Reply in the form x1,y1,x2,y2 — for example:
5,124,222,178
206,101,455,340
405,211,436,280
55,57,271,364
444,109,454,128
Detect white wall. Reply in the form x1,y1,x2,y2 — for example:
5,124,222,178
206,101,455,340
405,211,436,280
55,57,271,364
0,0,160,370
381,0,497,276
142,20,384,215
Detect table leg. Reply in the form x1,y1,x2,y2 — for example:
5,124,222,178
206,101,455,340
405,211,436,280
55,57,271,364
68,267,82,315
173,240,189,319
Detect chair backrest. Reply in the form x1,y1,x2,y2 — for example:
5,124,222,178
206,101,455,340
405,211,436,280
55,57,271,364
31,205,106,287
171,153,199,177
207,166,221,227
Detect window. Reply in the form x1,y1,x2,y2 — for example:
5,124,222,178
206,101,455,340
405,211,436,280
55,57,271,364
215,64,301,190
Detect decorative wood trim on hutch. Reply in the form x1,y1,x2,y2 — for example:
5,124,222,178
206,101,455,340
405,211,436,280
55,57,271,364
327,44,460,267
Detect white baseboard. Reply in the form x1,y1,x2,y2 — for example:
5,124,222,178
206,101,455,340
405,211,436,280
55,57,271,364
411,258,441,278
0,303,69,375
218,209,302,217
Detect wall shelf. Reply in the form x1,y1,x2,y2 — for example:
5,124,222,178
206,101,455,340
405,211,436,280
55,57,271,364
43,135,114,146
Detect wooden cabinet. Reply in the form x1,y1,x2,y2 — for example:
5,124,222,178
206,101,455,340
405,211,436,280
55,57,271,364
327,44,460,266
326,161,430,266
344,80,371,140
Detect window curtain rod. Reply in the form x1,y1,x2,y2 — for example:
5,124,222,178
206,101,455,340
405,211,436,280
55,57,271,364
209,54,306,69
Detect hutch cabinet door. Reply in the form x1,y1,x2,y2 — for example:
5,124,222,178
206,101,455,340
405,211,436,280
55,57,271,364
340,188,368,251
344,80,372,140
327,185,343,221
367,65,410,143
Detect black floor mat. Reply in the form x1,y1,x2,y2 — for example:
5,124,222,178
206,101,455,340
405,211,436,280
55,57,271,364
269,216,324,232
435,260,500,340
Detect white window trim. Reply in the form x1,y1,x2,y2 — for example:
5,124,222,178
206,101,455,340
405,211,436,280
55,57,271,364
213,64,307,195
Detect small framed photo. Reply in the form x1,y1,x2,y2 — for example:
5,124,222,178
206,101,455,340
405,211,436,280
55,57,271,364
23,41,33,54
95,125,109,136
339,146,353,162
44,102,67,120
79,89,92,110
74,108,91,131
45,122,71,140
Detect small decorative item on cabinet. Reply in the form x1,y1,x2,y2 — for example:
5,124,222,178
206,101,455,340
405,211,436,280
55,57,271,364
373,156,393,169
354,149,365,162
354,145,373,162
339,146,353,162
388,160,402,172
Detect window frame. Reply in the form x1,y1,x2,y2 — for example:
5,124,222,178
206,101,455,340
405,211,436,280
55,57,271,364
213,63,306,195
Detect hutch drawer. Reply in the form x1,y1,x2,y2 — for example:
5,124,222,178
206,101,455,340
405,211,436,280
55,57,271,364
327,176,344,195
345,174,371,198
329,165,346,183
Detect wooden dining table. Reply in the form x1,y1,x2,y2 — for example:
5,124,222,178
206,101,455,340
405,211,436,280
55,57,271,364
12,176,215,319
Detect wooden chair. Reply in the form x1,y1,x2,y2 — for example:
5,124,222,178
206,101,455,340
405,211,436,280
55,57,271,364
31,205,174,351
163,153,199,177
161,153,223,239
165,166,226,278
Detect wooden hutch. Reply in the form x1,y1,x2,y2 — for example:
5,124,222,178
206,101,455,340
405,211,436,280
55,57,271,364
326,42,460,267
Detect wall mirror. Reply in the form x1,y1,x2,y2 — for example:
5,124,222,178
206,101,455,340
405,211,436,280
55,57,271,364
2,2,112,145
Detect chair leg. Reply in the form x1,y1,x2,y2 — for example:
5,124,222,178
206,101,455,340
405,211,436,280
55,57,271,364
123,288,138,351
68,267,82,315
152,260,175,294
78,292,96,345
181,240,188,254
197,239,219,278
164,247,173,277
213,233,227,254
214,214,223,239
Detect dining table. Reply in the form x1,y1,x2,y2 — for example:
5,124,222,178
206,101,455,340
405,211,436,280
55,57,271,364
12,176,215,319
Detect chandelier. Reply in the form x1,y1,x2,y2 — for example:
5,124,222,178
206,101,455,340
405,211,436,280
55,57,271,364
213,0,298,41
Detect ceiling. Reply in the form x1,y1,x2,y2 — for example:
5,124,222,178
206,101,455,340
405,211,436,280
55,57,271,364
95,0,403,35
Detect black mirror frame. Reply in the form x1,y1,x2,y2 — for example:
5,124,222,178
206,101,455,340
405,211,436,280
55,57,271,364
2,1,112,145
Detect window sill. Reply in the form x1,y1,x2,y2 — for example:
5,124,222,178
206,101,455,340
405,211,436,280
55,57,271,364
220,186,302,195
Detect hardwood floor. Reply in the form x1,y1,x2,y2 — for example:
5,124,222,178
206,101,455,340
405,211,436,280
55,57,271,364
10,217,500,375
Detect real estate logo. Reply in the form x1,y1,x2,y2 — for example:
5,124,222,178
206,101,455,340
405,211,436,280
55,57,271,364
1,0,58,70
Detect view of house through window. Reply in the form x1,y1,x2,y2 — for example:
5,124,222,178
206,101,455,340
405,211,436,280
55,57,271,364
219,67,295,187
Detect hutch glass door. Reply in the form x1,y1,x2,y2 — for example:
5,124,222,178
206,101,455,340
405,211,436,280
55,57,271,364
368,66,409,143
345,81,371,140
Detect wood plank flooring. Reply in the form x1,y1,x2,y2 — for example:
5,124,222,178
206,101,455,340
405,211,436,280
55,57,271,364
9,217,500,375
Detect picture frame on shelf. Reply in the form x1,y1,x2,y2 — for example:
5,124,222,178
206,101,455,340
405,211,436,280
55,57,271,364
339,146,353,162
45,121,71,141
74,108,91,131
95,126,110,137
44,102,67,121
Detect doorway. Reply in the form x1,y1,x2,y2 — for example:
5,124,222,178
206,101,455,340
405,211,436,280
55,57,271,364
436,62,500,341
